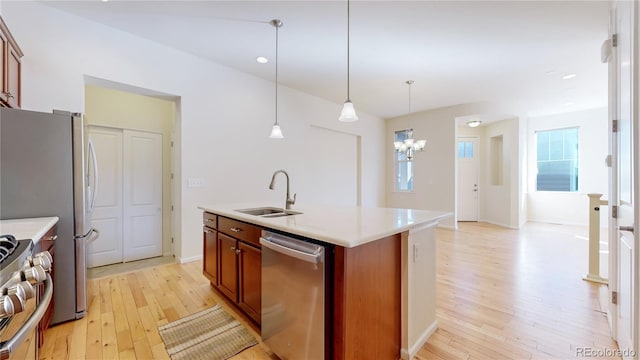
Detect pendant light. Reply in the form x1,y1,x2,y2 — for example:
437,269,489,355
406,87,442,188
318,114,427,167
269,19,284,139
338,0,358,122
394,80,426,160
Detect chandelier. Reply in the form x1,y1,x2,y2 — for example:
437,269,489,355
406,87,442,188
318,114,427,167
393,80,426,160
394,129,426,160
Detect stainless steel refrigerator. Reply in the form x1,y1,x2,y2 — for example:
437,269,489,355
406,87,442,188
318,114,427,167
0,108,99,324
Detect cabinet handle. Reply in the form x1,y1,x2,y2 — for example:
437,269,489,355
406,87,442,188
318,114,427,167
43,235,58,241
230,228,242,233
205,219,214,222
4,92,13,99
235,249,241,255
204,229,213,234
230,246,236,251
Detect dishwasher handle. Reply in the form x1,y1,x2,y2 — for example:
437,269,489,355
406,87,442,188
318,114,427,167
260,237,323,264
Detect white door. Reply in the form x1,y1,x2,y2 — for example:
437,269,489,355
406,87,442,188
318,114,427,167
457,137,479,221
610,1,637,357
123,130,163,262
87,127,124,268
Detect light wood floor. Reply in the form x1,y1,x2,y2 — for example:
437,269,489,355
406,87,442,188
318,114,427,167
39,222,619,360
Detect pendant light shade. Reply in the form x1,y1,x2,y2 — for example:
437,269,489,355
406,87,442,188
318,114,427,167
339,0,358,122
339,100,358,122
269,19,284,139
270,124,283,138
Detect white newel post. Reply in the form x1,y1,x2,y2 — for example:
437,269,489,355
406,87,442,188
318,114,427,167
583,193,608,284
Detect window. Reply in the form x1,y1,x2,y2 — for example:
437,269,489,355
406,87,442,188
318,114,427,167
395,129,413,191
536,127,578,191
457,140,474,158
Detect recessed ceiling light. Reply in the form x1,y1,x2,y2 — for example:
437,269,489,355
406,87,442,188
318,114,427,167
101,0,109,2
562,73,577,80
256,56,268,64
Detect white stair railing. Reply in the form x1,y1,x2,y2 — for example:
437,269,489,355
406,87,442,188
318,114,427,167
583,193,608,284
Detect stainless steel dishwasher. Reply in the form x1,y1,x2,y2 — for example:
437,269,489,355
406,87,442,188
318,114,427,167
260,230,326,360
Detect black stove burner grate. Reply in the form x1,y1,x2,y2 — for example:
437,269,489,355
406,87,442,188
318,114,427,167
0,235,19,264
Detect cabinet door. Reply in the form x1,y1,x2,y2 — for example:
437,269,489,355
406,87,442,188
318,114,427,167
217,233,238,302
203,227,218,286
238,241,261,325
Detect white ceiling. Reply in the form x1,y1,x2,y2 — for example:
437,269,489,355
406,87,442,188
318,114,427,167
45,0,610,119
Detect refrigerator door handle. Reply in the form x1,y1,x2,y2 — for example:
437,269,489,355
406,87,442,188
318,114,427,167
87,138,99,213
87,228,99,243
75,228,99,242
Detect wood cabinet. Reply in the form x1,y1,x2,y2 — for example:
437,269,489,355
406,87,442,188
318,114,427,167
202,212,262,326
35,225,57,349
0,16,22,108
217,233,239,301
238,241,261,323
203,226,218,285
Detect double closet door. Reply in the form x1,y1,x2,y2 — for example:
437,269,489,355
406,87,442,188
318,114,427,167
88,126,163,268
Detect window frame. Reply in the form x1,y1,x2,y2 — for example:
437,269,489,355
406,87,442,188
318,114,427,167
534,126,580,192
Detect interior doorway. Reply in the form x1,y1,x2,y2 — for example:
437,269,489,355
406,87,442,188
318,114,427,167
84,82,176,267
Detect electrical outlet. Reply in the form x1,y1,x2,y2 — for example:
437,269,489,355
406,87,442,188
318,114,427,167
187,178,204,188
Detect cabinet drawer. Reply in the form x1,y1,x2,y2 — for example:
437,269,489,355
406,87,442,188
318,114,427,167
218,216,261,248
203,212,217,229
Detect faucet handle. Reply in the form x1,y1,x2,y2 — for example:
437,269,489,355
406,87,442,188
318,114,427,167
289,193,297,206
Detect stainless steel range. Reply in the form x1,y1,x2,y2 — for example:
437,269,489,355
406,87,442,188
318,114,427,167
0,234,53,360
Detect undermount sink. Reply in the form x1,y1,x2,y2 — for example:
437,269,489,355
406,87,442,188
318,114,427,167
235,207,303,218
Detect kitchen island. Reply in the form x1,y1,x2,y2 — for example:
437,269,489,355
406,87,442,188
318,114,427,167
198,203,450,360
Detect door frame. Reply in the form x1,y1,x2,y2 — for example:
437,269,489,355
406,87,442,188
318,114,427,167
608,0,639,356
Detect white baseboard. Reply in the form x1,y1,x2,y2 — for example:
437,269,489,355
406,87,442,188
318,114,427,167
479,219,519,229
179,255,202,264
400,320,439,360
437,223,457,230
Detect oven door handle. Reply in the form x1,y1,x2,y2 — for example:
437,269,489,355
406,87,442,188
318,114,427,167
0,274,53,360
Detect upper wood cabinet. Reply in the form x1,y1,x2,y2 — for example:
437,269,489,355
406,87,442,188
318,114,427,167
0,16,22,108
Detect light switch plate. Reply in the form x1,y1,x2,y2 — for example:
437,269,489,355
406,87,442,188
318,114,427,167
187,178,205,188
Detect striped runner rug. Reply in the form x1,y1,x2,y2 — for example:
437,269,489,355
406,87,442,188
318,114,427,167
158,304,258,360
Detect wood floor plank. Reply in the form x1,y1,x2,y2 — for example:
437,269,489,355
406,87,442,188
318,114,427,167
40,222,619,360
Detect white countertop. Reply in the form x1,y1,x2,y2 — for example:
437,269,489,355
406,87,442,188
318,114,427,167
198,203,451,248
0,217,59,245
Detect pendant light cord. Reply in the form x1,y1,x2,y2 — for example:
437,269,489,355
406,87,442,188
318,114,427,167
408,81,411,113
346,0,351,102
275,23,279,126
406,80,414,114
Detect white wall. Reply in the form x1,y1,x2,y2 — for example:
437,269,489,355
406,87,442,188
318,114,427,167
3,2,386,262
479,118,520,228
527,107,609,226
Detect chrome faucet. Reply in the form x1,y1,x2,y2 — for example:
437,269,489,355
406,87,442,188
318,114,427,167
269,169,296,210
